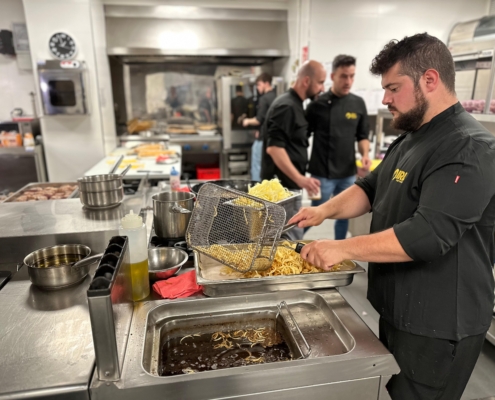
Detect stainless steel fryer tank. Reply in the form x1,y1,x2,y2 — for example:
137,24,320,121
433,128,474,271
90,290,399,400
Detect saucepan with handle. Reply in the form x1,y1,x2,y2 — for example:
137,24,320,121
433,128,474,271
23,244,103,290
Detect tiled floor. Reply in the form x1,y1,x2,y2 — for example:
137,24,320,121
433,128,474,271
303,219,495,400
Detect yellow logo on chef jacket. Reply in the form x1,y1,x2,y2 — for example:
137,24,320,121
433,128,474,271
345,112,357,119
392,169,408,183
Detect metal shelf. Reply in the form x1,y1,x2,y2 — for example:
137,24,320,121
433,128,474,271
470,113,495,123
374,109,397,158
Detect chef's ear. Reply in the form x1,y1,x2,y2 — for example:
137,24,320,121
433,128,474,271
423,69,440,92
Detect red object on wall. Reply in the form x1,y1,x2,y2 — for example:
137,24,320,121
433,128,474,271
302,46,309,63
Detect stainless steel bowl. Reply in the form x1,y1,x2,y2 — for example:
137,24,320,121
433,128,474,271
23,244,101,290
78,174,123,192
79,187,124,209
148,247,189,281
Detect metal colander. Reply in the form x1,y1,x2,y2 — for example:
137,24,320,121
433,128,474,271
186,183,287,272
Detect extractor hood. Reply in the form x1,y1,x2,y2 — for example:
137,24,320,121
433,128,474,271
105,5,290,58
448,16,495,59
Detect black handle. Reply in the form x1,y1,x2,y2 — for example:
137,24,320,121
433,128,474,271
295,242,305,253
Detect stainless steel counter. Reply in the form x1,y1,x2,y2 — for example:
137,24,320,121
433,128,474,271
0,264,98,400
89,290,399,400
0,191,399,400
0,197,146,266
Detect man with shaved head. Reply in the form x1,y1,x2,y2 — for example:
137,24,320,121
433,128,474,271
261,60,325,240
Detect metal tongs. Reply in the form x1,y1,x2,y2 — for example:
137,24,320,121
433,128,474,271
109,155,124,174
262,222,305,253
109,155,132,176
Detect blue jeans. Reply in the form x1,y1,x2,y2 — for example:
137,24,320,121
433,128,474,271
251,140,263,182
311,175,355,240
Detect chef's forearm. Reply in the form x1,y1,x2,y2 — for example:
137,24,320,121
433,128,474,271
340,228,413,263
266,146,303,184
358,139,370,158
320,184,372,220
244,117,260,126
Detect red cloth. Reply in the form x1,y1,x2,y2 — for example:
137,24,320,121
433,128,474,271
152,270,203,299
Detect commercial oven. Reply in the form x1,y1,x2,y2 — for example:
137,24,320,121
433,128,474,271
217,75,285,150
217,75,285,178
38,60,88,115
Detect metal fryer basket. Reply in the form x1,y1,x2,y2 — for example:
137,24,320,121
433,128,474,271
186,183,286,273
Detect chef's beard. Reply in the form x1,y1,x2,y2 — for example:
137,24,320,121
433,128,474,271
306,87,320,101
390,88,429,132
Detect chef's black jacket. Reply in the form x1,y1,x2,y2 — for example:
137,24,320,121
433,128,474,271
231,95,248,129
355,103,495,341
256,89,277,141
307,91,369,178
261,89,308,189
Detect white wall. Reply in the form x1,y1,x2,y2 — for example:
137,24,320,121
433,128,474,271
22,0,116,181
0,0,35,121
309,0,490,111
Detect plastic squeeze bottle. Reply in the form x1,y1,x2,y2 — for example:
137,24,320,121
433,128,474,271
119,210,150,301
170,166,180,191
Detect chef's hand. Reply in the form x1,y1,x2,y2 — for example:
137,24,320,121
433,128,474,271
242,118,250,127
288,205,326,228
237,114,247,125
299,239,347,271
361,156,372,171
297,176,320,197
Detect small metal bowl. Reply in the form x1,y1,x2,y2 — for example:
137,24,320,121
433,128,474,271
148,247,189,281
79,187,124,209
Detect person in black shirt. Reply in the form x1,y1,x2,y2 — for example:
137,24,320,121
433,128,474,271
261,60,325,240
198,86,215,123
307,55,371,239
289,33,495,400
230,85,248,129
243,73,277,181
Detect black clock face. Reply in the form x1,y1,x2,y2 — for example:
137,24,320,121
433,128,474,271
49,32,77,60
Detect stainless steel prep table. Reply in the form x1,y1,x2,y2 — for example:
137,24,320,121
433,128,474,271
0,264,98,400
0,191,400,400
0,197,146,269
84,146,182,181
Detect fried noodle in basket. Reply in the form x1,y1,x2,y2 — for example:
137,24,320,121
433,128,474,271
219,241,343,278
186,183,287,273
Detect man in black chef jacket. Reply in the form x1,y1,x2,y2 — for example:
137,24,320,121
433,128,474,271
231,85,248,129
289,33,495,400
261,60,325,240
242,73,277,181
306,54,371,240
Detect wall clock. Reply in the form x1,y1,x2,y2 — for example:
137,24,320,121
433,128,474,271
49,32,77,60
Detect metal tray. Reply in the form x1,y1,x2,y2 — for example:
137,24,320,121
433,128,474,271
195,251,365,297
4,182,79,203
274,190,301,206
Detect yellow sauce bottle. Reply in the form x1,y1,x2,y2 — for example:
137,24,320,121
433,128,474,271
119,210,150,301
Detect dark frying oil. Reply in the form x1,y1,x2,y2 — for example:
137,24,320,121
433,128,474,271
34,254,83,268
159,329,291,376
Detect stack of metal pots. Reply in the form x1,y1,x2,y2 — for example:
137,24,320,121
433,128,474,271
77,161,130,209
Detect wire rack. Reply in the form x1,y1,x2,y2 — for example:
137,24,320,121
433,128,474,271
186,183,287,272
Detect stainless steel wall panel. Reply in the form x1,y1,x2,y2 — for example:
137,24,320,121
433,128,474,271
106,18,289,57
